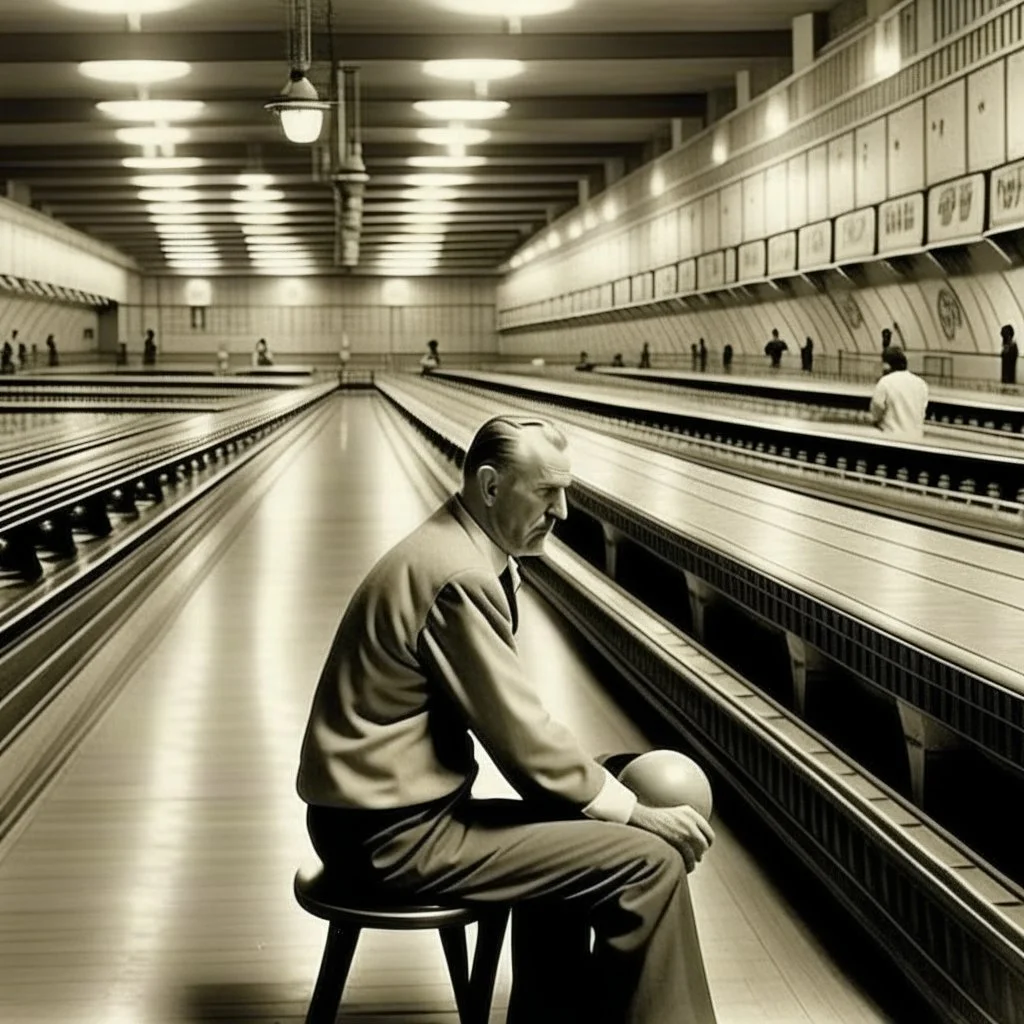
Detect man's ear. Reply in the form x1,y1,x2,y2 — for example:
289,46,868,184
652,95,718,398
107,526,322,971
476,465,500,506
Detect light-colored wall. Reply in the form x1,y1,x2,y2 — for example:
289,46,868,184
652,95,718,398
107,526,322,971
499,266,1023,384
0,295,99,357
124,275,498,361
0,196,137,302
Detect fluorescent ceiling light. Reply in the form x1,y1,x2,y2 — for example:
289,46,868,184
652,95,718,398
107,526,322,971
403,174,474,187
407,155,487,169
61,0,189,12
379,234,447,244
97,100,205,121
401,188,458,202
417,126,490,147
396,214,456,224
230,189,284,203
123,156,203,170
79,60,192,85
151,215,206,224
154,226,210,235
237,173,274,187
116,126,190,146
413,100,509,121
138,189,202,203
403,222,456,233
422,59,524,83
401,200,458,213
130,174,199,188
245,237,304,247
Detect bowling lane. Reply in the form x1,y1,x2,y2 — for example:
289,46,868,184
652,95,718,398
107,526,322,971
0,395,906,1023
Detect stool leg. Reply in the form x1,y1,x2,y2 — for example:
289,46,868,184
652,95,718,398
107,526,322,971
305,923,360,1024
439,925,473,1023
468,909,509,1024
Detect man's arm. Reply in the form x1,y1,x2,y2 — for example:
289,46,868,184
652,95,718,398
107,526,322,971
869,379,888,427
418,573,636,823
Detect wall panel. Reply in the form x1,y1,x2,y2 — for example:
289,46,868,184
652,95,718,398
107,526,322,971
764,163,789,235
720,183,743,248
807,145,830,222
743,172,766,242
855,119,888,208
788,153,809,229
828,133,856,216
967,60,1006,171
888,100,926,196
1008,50,1024,160
925,79,967,185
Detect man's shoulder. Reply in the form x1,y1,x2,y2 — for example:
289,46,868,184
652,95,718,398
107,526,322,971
376,499,487,582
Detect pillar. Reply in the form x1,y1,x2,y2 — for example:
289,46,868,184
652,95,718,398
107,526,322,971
735,70,752,109
601,523,625,580
784,632,829,716
792,12,820,74
577,177,590,206
603,157,625,190
896,701,963,807
683,571,716,641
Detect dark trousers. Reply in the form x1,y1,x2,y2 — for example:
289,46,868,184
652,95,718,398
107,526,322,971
307,785,717,1024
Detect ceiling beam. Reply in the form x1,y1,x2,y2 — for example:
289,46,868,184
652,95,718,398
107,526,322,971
0,31,791,64
0,95,706,124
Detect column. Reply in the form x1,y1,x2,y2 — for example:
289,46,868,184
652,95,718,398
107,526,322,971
784,632,829,716
601,523,624,580
735,70,752,109
683,571,716,641
603,157,625,190
792,12,820,74
577,177,590,206
896,701,963,807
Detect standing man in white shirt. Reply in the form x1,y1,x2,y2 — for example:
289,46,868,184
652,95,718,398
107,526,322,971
298,415,717,1024
869,345,929,441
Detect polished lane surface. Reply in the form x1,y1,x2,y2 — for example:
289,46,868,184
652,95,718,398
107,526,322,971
0,396,898,1023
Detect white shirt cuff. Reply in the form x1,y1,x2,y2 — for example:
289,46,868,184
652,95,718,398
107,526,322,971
582,768,637,824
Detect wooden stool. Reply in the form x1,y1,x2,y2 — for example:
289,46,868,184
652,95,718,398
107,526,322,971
294,864,510,1024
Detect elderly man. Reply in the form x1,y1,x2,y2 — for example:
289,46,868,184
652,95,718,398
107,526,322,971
297,414,717,1024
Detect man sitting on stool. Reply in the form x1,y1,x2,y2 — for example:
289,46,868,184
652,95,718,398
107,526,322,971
870,344,929,442
297,415,717,1024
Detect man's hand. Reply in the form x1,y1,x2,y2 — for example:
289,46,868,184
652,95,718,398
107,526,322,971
628,802,715,873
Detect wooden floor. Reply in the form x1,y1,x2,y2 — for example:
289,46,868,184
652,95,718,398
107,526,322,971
0,396,905,1023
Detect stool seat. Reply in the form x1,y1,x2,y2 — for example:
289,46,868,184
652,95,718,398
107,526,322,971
294,862,509,1024
294,864,479,929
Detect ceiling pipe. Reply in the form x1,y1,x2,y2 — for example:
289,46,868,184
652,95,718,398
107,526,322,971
332,64,369,268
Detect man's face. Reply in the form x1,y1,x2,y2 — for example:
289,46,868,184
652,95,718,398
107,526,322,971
488,433,571,556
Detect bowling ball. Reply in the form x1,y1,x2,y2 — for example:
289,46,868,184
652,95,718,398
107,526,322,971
615,750,713,819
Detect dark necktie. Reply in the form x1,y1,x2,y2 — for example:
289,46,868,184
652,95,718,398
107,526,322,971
499,566,519,634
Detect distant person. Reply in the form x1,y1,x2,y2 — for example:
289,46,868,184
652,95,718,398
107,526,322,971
764,329,788,369
1000,324,1018,386
800,336,814,373
575,350,594,372
143,328,157,366
17,340,27,370
611,352,625,367
216,345,230,374
0,340,13,374
30,342,38,368
338,333,351,383
45,335,59,367
690,343,698,370
698,338,708,372
253,338,273,367
638,342,651,369
870,345,928,442
420,339,440,374
881,327,892,353
722,344,733,373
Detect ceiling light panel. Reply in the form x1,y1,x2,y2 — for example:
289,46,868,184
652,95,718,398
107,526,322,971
97,100,205,122
130,175,200,188
80,60,192,85
138,189,202,203
116,126,191,146
422,60,525,82
230,189,285,203
123,156,204,170
438,0,573,12
413,100,509,121
237,173,275,187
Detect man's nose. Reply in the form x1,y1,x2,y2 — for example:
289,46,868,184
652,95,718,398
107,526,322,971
549,489,568,521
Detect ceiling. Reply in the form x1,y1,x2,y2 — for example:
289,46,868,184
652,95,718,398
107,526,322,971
0,0,837,276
